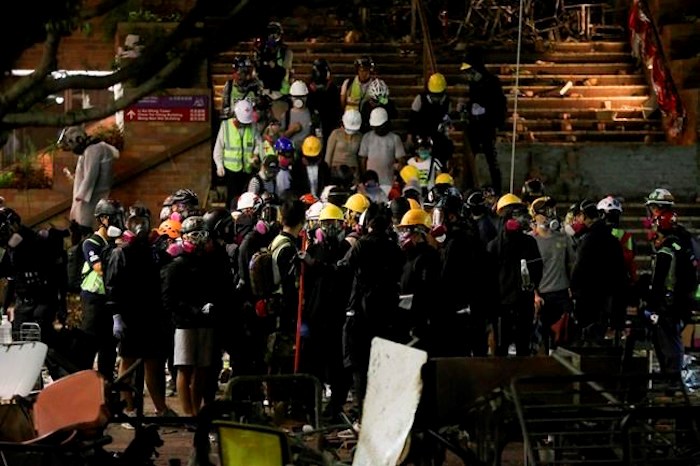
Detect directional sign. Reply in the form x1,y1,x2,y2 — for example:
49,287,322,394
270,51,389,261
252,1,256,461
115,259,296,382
125,95,209,122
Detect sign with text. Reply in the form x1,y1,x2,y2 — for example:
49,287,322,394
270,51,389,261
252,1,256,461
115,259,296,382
125,95,209,122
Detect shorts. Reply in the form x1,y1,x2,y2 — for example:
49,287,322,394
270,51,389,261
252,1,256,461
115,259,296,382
173,328,215,368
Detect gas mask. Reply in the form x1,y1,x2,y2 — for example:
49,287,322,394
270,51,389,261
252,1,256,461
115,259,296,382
278,154,292,169
344,128,358,135
397,229,416,251
565,220,586,237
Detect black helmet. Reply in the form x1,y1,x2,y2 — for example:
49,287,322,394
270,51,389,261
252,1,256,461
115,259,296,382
0,207,21,247
232,55,253,72
171,188,199,208
94,199,124,218
521,178,545,204
577,198,600,220
416,135,433,148
203,207,235,244
354,55,375,71
311,59,331,85
267,21,283,44
389,197,410,224
180,215,207,235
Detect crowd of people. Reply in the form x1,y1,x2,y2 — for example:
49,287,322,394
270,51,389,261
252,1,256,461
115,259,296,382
0,22,695,428
0,174,696,423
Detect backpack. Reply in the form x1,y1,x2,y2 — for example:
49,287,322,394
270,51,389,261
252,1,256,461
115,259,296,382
248,235,293,298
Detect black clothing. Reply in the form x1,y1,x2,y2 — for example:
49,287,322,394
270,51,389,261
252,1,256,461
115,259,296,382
399,241,441,346
307,82,342,146
570,220,627,341
408,93,454,166
290,160,331,199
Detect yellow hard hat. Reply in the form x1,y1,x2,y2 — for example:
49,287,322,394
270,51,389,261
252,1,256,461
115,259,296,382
496,193,524,216
427,73,447,93
399,208,431,229
301,136,322,157
344,193,370,214
400,165,420,184
319,204,344,221
435,173,454,186
407,198,421,210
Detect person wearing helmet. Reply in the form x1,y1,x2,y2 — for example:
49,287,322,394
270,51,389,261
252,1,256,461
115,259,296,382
487,193,543,357
598,195,638,289
569,198,628,345
325,109,363,188
270,136,294,195
301,202,354,420
306,58,342,147
343,192,371,247
161,215,230,416
464,190,498,246
105,204,178,418
290,135,330,199
247,153,280,197
406,135,444,197
359,107,406,195
74,199,126,379
221,55,262,120
460,46,507,194
253,21,293,97
281,79,322,151
396,208,441,347
0,207,70,374
528,196,575,353
389,197,411,227
644,208,697,376
213,99,264,210
169,188,201,222
408,72,454,169
340,55,376,112
645,188,675,216
360,78,398,134
356,169,388,204
344,207,404,409
58,125,119,235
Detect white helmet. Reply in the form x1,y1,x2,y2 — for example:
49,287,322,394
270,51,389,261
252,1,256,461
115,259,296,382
368,79,389,103
369,107,389,127
57,126,88,151
596,195,622,213
234,100,254,124
305,201,325,221
289,80,309,97
342,109,362,131
237,192,261,211
645,188,675,206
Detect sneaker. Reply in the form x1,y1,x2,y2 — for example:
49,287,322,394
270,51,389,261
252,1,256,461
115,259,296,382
156,408,179,418
121,409,137,430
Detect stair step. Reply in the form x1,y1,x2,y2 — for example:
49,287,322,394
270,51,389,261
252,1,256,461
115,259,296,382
504,95,652,110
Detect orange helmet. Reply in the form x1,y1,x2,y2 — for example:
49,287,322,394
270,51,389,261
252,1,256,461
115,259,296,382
158,219,182,239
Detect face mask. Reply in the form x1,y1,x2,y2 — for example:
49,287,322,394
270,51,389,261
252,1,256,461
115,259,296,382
255,220,269,235
107,225,123,238
417,149,431,160
279,156,292,169
505,218,521,232
315,228,325,244
293,98,304,109
7,233,22,248
181,240,196,254
166,242,183,257
344,128,358,135
121,230,137,244
170,212,183,223
398,230,414,250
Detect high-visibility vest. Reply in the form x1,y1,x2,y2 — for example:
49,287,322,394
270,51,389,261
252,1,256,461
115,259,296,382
223,122,255,173
345,77,365,111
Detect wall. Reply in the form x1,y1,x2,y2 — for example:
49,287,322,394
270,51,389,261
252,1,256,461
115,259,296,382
475,141,700,201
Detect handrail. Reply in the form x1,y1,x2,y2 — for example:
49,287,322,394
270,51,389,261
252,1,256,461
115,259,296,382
412,0,438,80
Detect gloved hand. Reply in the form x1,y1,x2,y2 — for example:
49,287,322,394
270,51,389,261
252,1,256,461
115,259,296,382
201,303,214,315
216,166,225,178
113,314,126,340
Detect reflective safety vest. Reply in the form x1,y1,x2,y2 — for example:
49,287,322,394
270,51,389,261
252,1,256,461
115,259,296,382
345,77,365,111
80,237,107,295
223,122,256,173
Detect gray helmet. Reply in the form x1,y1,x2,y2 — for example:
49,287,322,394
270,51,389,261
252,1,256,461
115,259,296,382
180,215,207,235
57,126,88,152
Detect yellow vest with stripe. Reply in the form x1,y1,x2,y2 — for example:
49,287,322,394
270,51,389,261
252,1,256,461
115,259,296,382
223,122,256,173
345,77,365,111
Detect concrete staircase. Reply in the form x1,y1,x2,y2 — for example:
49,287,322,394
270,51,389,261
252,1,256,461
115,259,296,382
210,37,663,151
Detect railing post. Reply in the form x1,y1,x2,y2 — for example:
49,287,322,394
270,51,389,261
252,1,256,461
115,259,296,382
411,0,417,43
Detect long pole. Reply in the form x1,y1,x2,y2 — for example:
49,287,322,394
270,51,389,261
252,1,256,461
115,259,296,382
509,0,525,193
293,230,307,373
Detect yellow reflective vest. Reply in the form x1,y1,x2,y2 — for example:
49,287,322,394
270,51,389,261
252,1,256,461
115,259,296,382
223,122,256,173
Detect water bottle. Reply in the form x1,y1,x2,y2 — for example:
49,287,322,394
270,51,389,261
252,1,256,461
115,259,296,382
0,314,12,344
520,259,532,291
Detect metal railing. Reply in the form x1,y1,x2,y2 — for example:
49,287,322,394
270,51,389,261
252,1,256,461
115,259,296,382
411,0,438,81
